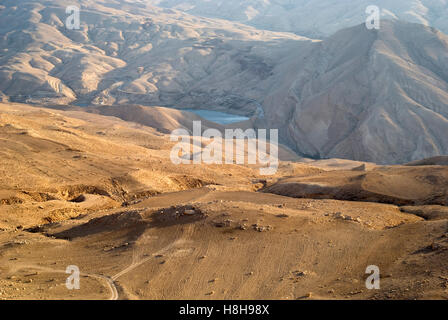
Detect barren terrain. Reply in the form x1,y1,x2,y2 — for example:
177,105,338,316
2,1,448,163
1,0,448,301
0,102,447,300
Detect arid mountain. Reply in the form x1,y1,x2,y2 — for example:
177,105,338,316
150,0,448,38
269,20,448,164
1,1,447,164
0,0,312,114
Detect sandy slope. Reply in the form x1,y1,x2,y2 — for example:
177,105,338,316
406,156,448,166
264,165,448,206
0,102,447,300
0,102,303,230
2,187,448,300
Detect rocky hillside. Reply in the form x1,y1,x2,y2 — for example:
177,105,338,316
0,0,312,114
150,0,448,38
269,21,448,164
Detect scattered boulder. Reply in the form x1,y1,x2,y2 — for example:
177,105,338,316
252,224,273,232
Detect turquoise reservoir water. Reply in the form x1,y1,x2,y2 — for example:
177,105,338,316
183,109,250,125
72,103,250,125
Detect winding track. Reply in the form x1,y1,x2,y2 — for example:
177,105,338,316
14,264,118,300
110,224,194,293
13,225,194,300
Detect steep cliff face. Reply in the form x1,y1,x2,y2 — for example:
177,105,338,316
268,21,448,164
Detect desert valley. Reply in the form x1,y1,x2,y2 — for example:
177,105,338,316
0,0,447,301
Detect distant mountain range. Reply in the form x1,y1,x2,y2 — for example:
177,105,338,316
149,0,448,38
266,20,448,164
0,0,447,164
0,0,312,112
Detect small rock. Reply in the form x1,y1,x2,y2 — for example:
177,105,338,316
183,210,196,216
293,270,308,277
214,222,226,228
334,212,345,219
237,224,247,230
